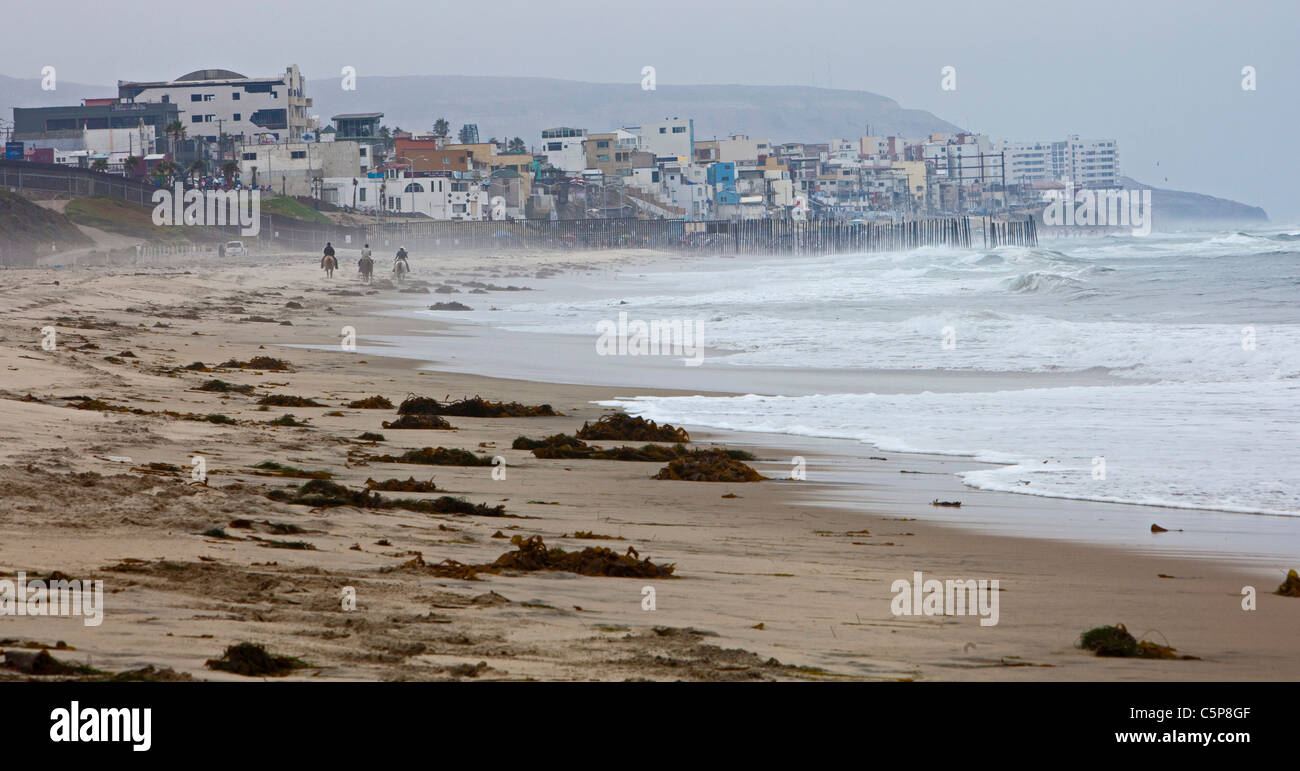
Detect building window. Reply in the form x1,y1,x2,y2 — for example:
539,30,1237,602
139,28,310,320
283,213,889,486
190,94,202,102
359,148,366,156
358,189,366,201
232,113,241,121
232,92,240,100
672,126,686,133
659,127,667,134
596,140,609,148
203,94,215,102
242,152,257,160
191,115,203,123
291,150,306,159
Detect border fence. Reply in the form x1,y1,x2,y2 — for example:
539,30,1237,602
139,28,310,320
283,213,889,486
2,160,1037,260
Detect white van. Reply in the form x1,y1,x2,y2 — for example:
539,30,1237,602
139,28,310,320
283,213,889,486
223,241,247,257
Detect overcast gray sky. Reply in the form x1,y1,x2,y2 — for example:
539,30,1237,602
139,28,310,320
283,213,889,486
6,0,1297,219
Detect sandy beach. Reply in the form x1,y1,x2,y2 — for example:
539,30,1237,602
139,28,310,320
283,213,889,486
1,248,1296,682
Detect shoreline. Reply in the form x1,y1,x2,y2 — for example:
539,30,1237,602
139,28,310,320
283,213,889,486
0,252,1295,681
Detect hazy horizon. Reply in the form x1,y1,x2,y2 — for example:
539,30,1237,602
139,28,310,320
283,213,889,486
3,0,1296,219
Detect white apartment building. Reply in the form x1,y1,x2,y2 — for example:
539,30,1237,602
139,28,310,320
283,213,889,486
539,127,587,174
321,173,489,220
238,140,362,196
634,117,694,160
118,66,312,144
999,135,1120,187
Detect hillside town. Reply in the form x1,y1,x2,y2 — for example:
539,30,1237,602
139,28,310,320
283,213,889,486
3,64,1120,223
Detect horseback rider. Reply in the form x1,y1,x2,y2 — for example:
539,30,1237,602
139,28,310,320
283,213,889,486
321,241,338,278
358,243,374,283
393,246,410,282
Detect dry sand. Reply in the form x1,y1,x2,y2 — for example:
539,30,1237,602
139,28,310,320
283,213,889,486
0,249,1295,681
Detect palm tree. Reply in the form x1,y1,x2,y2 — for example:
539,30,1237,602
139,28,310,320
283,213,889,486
432,118,450,138
164,120,186,157
186,160,205,186
124,155,141,178
154,160,180,187
220,160,239,188
507,137,526,154
90,158,108,172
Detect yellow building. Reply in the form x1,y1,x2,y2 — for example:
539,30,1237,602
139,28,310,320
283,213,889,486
892,161,927,205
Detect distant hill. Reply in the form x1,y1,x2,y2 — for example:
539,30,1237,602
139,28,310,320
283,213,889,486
307,75,964,145
0,190,93,265
1120,176,1268,225
0,73,114,115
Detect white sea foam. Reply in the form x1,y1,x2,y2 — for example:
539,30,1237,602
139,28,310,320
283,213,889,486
447,227,1300,516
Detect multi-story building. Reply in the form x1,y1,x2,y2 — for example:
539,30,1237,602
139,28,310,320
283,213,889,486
321,171,489,220
237,139,362,196
998,135,1120,187
539,127,587,174
13,100,179,139
633,117,694,160
583,132,654,177
118,66,312,143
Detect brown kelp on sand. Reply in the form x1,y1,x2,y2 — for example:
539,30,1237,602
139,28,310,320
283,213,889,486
205,642,310,676
1078,624,1199,660
397,394,558,418
654,449,765,482
368,447,496,466
400,535,674,581
513,434,755,463
382,414,454,430
365,476,439,492
216,356,292,372
268,479,506,517
1277,569,1300,597
577,413,689,442
346,395,395,409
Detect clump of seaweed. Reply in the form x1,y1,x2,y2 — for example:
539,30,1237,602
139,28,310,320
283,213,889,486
268,479,504,517
182,361,211,371
258,394,324,407
513,434,752,463
196,379,254,394
357,432,386,442
217,356,292,371
489,535,674,578
204,642,310,677
1,649,100,676
428,302,472,311
346,395,394,409
369,447,495,466
396,394,557,418
366,477,438,492
382,414,453,430
268,479,381,508
204,414,237,425
1277,569,1300,597
1079,624,1196,659
654,449,765,482
577,413,689,442
267,414,308,426
250,461,332,480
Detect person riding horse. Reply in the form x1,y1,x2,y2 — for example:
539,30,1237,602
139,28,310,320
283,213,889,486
321,242,338,278
393,246,410,282
358,243,374,283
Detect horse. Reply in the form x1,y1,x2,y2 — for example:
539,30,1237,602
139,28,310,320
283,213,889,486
393,258,409,283
321,254,338,278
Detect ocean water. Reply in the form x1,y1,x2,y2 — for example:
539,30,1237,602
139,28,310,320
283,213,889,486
472,227,1300,517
